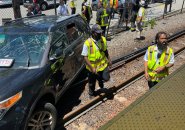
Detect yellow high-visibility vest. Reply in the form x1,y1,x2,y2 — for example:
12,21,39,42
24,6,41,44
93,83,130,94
110,0,118,9
69,1,75,8
147,45,173,82
100,9,109,26
137,7,146,22
84,36,108,72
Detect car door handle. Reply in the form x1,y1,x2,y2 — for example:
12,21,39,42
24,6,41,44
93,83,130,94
69,51,74,56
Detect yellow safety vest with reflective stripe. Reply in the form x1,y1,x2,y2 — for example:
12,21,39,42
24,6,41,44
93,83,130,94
137,7,146,22
100,9,109,26
147,45,173,82
84,36,108,72
69,1,75,8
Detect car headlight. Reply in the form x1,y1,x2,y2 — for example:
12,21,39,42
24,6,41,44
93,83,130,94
0,91,22,120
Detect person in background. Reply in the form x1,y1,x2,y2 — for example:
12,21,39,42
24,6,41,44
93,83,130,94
57,0,69,16
164,0,173,14
118,0,129,29
135,0,146,40
27,6,34,16
69,0,76,15
33,3,42,15
81,24,112,99
81,0,92,24
130,0,140,32
144,31,174,88
96,1,110,36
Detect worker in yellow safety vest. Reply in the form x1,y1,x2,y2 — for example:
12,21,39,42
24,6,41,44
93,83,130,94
144,32,174,88
81,24,112,99
135,0,146,40
69,0,76,15
81,0,92,24
96,0,110,36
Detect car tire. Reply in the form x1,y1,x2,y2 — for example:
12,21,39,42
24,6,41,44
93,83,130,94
40,2,48,11
25,102,57,130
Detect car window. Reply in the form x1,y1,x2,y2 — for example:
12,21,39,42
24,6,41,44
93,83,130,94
66,23,80,44
49,34,68,57
75,17,91,38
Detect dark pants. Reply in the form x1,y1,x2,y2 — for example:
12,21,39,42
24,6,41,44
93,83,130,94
148,81,158,89
87,70,104,96
130,11,137,30
101,26,106,36
164,2,172,14
71,7,76,15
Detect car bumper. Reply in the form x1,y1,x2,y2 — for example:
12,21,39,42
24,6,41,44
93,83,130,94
0,108,26,130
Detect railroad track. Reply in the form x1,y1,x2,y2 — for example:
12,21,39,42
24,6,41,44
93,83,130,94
107,8,185,39
56,29,185,129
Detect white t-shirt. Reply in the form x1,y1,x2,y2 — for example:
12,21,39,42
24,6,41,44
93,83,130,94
81,38,99,57
57,4,68,16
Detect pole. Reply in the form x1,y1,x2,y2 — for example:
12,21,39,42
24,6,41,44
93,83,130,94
181,0,185,13
54,0,57,15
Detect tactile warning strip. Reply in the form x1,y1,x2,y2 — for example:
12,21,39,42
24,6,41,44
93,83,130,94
99,64,185,130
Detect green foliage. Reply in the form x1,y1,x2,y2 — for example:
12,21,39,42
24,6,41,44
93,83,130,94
144,18,157,29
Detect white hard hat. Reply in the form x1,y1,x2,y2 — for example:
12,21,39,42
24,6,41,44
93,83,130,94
140,0,145,6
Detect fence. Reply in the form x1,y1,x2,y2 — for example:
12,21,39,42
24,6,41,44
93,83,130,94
0,0,185,26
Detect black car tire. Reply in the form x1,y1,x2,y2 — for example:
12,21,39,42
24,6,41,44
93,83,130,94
40,2,48,11
25,102,57,130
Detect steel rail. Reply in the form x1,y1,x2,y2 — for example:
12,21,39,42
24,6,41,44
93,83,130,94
60,30,185,127
107,8,185,38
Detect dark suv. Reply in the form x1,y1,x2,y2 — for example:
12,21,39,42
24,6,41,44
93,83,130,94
0,14,90,130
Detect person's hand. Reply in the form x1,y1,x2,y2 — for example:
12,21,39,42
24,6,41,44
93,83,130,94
108,60,112,68
91,67,96,74
145,72,149,80
154,66,165,73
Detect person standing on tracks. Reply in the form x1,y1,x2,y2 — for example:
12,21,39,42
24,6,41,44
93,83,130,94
57,0,69,16
164,0,173,14
81,24,112,99
135,0,146,40
130,0,140,32
144,32,174,88
118,0,129,29
81,0,93,24
96,1,110,36
69,0,76,15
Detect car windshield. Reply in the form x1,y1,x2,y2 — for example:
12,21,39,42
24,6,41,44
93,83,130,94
0,33,49,68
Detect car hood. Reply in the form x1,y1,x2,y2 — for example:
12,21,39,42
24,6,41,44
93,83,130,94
0,68,44,101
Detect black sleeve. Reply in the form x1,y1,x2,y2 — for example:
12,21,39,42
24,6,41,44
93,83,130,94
104,50,109,58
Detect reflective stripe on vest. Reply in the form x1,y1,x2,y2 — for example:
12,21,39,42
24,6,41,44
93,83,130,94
100,9,109,26
84,36,108,72
147,45,173,82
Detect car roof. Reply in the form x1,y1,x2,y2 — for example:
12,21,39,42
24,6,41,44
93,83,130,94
0,14,80,33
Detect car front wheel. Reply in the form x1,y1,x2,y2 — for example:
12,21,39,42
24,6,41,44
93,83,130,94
26,102,57,130
40,2,48,11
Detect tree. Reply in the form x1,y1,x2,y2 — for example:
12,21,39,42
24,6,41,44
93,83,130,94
12,0,22,19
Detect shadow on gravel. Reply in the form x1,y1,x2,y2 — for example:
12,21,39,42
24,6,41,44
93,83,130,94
55,69,88,130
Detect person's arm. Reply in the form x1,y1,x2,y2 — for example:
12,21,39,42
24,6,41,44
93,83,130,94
144,61,149,80
104,50,112,67
84,56,96,73
144,50,149,80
